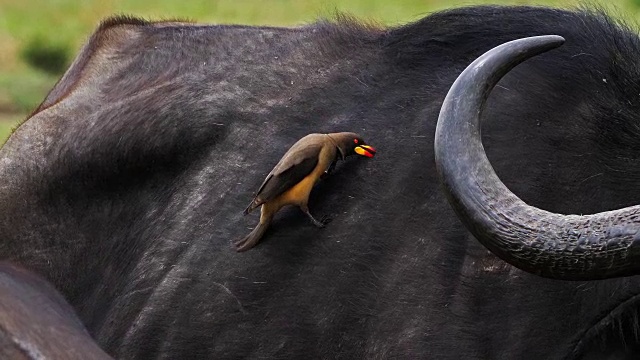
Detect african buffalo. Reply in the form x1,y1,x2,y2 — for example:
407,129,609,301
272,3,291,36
0,262,112,359
1,5,640,359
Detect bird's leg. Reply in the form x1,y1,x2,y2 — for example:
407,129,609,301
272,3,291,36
300,204,331,228
321,159,338,180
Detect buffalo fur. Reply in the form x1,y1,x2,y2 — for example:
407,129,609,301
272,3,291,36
3,5,640,359
0,262,112,359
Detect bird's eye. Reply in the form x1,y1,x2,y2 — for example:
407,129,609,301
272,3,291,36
353,139,359,144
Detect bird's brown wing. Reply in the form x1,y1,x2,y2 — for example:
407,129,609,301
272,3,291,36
243,142,323,215
256,151,320,202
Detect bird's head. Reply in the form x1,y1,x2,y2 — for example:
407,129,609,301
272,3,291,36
330,132,376,159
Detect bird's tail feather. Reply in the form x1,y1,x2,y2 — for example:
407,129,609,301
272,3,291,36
243,200,259,215
235,222,270,252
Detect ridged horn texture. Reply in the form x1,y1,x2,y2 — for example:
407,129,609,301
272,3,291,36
435,35,640,280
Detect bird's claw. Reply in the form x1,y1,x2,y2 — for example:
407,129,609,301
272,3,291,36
311,214,332,228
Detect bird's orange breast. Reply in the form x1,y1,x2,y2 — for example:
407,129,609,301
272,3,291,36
264,145,335,211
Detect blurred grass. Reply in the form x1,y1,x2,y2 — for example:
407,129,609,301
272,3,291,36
1,0,639,143
0,115,19,145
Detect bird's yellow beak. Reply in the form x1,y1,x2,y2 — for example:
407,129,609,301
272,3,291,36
355,145,376,158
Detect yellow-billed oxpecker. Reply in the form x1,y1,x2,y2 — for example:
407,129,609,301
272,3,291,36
236,132,376,252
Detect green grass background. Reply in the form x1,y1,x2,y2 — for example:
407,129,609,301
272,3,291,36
2,0,639,144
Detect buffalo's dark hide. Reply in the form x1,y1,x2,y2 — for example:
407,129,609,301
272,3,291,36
1,6,640,360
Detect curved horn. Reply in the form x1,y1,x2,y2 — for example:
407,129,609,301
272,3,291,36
435,35,640,280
